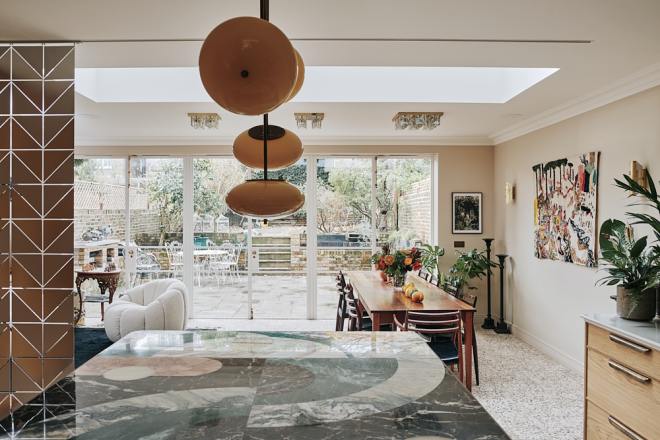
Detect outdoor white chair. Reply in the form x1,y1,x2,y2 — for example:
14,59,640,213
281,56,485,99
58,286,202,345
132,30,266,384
208,247,234,285
104,279,187,342
165,241,184,278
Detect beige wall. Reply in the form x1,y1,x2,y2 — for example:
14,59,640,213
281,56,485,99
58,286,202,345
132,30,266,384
494,86,660,370
437,146,496,319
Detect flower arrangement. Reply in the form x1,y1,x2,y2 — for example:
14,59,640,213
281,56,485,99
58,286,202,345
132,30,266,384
371,247,422,287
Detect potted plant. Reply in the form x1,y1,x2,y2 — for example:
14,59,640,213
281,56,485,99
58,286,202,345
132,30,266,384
598,219,658,320
420,244,445,277
597,169,659,320
444,249,496,294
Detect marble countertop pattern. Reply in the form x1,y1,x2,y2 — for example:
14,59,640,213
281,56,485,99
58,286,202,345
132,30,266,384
1,330,509,439
583,313,660,350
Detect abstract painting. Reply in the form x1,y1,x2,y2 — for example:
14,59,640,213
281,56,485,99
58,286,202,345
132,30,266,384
452,192,482,234
533,152,599,267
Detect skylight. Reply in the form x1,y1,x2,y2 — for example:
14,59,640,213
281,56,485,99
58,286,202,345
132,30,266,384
75,66,558,104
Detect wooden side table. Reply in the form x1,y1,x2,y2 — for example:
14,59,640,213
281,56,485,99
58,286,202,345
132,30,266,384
75,270,121,324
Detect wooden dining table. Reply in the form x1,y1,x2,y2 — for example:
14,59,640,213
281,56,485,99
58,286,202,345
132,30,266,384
346,270,477,391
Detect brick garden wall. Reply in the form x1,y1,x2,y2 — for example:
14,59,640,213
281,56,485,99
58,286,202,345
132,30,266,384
74,209,161,241
398,177,432,242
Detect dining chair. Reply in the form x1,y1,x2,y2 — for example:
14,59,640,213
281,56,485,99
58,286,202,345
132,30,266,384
458,291,480,386
344,283,392,331
395,310,463,374
335,272,348,331
418,269,430,281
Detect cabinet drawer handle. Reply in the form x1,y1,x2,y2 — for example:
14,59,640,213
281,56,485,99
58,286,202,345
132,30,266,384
609,334,651,353
608,415,646,440
608,360,650,383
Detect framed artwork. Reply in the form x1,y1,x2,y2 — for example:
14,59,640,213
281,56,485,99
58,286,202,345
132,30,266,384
532,151,599,267
452,192,483,234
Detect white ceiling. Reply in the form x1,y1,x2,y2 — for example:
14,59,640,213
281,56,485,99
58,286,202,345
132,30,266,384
2,0,660,147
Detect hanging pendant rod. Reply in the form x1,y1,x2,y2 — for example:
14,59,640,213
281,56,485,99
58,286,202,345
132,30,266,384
263,114,269,180
261,0,269,182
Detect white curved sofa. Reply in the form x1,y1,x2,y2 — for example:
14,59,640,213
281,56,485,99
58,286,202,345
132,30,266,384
105,279,187,342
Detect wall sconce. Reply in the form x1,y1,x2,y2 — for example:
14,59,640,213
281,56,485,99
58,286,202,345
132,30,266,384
630,160,648,188
505,182,516,205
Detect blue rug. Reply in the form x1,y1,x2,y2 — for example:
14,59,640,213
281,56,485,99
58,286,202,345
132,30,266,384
74,327,113,368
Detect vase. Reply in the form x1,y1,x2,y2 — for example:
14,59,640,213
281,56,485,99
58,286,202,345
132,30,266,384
392,273,406,291
616,286,655,321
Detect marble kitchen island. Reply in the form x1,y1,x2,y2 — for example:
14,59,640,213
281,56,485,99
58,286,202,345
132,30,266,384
1,331,509,439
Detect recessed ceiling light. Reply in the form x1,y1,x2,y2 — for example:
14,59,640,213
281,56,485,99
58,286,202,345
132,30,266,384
76,66,558,104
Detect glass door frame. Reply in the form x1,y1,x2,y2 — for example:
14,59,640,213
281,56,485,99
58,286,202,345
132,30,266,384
74,153,440,320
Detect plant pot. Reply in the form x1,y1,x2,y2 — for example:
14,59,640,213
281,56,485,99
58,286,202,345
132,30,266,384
616,286,655,321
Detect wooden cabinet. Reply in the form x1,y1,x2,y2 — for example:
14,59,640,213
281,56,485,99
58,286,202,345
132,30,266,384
585,322,660,440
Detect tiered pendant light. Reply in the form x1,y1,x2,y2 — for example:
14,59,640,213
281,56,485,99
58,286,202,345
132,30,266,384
233,125,302,170
199,0,305,219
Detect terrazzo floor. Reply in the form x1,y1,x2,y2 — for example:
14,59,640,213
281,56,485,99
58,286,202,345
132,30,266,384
470,330,583,440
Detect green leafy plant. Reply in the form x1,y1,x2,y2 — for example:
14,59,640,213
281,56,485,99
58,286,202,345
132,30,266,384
613,169,660,256
597,219,659,296
444,249,496,292
420,244,445,275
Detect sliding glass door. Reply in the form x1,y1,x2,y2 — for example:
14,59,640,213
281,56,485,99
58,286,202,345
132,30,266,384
248,158,307,319
74,154,435,321
128,158,185,288
315,158,373,319
192,158,250,318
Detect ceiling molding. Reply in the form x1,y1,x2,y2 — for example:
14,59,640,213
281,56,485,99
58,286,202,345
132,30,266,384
74,135,493,148
491,61,660,145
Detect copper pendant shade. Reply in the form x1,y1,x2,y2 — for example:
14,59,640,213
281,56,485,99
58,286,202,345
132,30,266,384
233,125,302,170
226,180,305,218
199,16,299,115
287,49,305,101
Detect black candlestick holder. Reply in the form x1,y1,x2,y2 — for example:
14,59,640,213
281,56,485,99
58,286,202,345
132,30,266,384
481,238,495,329
495,254,511,334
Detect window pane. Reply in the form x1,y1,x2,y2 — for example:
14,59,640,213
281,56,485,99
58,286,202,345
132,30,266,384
316,158,373,319
376,157,432,248
193,158,250,318
251,159,307,319
128,158,184,287
74,158,126,325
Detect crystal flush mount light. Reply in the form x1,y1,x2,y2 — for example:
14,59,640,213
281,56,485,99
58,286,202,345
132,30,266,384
188,112,220,129
295,112,324,129
393,112,444,130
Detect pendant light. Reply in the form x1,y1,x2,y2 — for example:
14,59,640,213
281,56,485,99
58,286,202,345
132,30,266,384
199,16,299,115
233,124,302,170
200,0,305,219
225,179,305,218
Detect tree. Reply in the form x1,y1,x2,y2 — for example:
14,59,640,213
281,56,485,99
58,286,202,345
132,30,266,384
147,159,245,244
328,168,372,221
